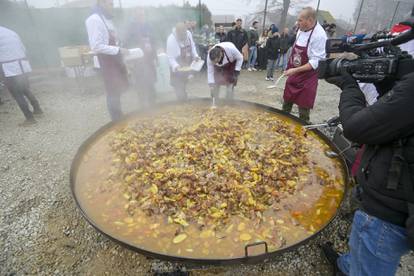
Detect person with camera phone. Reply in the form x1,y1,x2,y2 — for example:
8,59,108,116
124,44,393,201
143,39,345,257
320,12,414,276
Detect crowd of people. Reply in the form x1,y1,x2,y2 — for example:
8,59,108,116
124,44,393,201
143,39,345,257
211,19,296,77
81,0,326,122
0,0,338,125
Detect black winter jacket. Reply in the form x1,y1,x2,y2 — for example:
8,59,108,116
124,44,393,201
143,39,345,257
247,28,259,47
279,34,291,53
215,32,227,43
265,35,280,60
226,27,248,52
339,72,414,227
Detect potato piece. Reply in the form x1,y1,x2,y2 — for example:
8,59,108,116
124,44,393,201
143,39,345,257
172,233,188,244
240,233,252,241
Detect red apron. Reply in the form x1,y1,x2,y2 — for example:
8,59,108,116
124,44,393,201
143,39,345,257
170,38,193,88
283,27,319,109
214,49,237,86
97,15,129,95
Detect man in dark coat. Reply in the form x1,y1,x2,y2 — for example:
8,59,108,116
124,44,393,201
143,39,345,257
265,28,280,81
215,25,227,43
226,18,248,53
277,27,291,71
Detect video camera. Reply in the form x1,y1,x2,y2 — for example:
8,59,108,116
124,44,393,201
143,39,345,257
318,20,414,83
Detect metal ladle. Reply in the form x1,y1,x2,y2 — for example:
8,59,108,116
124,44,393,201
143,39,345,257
325,145,352,159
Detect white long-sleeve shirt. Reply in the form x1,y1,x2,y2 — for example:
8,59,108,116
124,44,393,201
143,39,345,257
166,30,199,72
207,42,243,84
0,26,31,77
85,13,119,56
295,23,327,69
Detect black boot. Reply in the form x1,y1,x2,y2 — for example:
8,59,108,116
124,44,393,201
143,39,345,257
33,107,44,115
18,117,37,127
321,242,346,276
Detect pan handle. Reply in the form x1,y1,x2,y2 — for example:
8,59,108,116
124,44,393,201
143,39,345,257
244,241,268,257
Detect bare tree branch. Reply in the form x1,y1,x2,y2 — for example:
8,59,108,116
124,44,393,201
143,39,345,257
244,0,312,29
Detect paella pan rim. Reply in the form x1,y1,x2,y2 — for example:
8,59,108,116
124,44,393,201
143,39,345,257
70,98,350,265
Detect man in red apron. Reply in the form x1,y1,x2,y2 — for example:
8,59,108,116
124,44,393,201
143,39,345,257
282,7,327,123
207,42,243,100
167,23,200,101
86,0,129,121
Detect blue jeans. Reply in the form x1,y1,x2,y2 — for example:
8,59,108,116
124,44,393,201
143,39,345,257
276,52,288,70
337,210,410,276
267,59,277,78
248,46,257,69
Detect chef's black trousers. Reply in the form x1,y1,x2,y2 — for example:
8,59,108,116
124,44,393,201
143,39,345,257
5,74,40,120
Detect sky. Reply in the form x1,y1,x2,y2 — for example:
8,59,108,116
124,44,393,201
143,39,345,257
24,0,360,22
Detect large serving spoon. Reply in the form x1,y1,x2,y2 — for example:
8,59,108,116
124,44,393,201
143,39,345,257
267,74,285,89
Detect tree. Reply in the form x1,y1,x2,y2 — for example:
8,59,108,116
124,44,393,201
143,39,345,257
246,0,312,29
196,3,213,26
353,0,413,33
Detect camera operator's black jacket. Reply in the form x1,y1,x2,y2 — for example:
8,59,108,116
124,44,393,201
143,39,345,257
339,72,414,227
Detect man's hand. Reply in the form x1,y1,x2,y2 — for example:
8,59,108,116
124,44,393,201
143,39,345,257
284,68,298,77
326,71,358,90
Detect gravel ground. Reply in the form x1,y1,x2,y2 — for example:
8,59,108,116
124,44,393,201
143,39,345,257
0,69,413,275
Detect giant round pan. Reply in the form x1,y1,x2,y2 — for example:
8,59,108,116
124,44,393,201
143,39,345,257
70,99,349,265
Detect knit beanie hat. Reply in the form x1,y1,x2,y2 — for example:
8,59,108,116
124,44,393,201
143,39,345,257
271,24,279,34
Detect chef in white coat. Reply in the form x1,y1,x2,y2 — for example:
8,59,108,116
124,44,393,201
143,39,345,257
85,0,129,121
166,22,200,101
0,26,43,126
207,42,243,100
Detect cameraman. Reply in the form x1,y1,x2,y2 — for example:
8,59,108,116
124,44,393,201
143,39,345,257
322,26,414,276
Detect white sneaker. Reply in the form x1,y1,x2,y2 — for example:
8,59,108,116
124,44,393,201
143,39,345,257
270,77,274,81
265,77,271,81
247,68,252,72
252,68,257,71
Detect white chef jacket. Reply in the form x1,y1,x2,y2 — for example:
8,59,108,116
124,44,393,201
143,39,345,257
166,30,199,72
85,13,120,57
0,26,31,77
207,42,243,85
295,23,327,70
